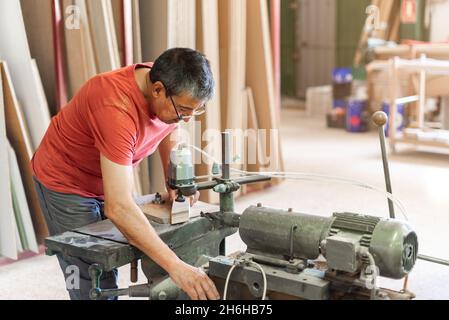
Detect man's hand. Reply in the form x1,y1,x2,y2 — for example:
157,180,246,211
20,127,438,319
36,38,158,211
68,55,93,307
168,260,220,300
168,188,200,207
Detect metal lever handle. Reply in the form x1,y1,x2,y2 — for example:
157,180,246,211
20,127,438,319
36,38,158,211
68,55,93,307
372,111,395,219
373,113,449,267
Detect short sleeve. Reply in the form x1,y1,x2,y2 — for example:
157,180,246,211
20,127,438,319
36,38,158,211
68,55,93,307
88,106,137,166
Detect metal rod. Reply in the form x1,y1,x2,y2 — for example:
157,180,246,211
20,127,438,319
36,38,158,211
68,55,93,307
418,254,449,267
372,112,395,219
195,175,271,191
222,132,231,180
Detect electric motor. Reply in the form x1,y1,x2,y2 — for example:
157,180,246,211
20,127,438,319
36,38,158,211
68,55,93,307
239,206,418,279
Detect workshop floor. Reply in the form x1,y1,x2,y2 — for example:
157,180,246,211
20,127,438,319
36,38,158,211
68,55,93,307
1,107,449,300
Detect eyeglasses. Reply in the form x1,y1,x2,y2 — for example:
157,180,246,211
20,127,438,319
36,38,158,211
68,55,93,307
169,95,206,121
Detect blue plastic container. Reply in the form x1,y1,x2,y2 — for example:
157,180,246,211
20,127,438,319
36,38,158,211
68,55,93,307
382,103,405,137
333,99,348,109
346,100,368,132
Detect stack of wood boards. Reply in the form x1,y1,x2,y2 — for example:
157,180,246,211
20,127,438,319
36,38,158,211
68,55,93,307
1,64,39,260
0,0,284,256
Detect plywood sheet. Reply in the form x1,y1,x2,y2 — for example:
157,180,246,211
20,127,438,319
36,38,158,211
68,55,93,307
140,0,196,194
132,0,142,63
0,0,51,150
246,0,283,174
111,0,125,66
218,0,247,198
0,64,18,259
196,0,221,204
52,0,69,110
63,0,97,98
86,0,121,73
218,0,247,132
20,0,57,115
8,141,39,253
1,61,49,244
137,194,219,224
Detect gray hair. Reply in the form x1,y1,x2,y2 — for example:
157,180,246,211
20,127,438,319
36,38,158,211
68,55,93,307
149,48,215,101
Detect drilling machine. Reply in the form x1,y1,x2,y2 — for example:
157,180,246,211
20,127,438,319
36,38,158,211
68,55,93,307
45,113,431,300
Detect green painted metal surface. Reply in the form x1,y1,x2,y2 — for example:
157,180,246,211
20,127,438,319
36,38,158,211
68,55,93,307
336,0,371,68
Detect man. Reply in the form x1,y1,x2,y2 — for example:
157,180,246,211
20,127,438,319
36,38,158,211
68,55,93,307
31,48,220,300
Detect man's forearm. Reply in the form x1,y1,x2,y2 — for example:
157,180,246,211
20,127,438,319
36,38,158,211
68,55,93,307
105,200,180,272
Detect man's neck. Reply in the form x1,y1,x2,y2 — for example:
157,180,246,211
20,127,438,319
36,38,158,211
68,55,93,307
134,68,151,99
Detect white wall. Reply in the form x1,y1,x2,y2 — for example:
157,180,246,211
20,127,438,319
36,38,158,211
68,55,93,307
430,0,449,42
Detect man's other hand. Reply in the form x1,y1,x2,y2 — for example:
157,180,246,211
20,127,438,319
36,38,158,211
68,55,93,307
169,260,220,300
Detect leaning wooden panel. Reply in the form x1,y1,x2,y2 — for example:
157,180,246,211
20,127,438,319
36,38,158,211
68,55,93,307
218,0,247,198
132,0,142,63
139,0,168,61
63,0,97,98
140,0,197,194
20,0,57,116
8,141,39,253
167,0,197,174
0,0,51,150
0,64,19,259
246,0,283,174
1,62,49,244
111,0,125,66
218,0,247,132
139,0,168,193
86,0,121,73
196,0,221,204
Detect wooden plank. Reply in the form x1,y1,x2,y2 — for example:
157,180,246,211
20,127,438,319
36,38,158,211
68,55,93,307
132,0,142,63
140,0,196,194
270,0,281,116
111,0,125,66
86,0,121,73
139,0,168,62
246,0,283,173
218,0,246,132
31,60,50,123
138,195,219,224
8,141,39,253
196,0,221,204
1,61,49,244
140,0,169,194
63,0,97,98
166,0,197,179
0,63,18,259
218,0,247,198
123,0,134,66
0,0,51,150
20,0,57,115
52,0,69,110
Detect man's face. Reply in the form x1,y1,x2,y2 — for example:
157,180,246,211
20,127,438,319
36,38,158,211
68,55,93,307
155,93,205,124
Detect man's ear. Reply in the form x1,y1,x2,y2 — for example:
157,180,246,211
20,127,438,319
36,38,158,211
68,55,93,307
152,81,165,98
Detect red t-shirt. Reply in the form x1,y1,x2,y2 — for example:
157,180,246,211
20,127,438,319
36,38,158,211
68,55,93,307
32,63,176,199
